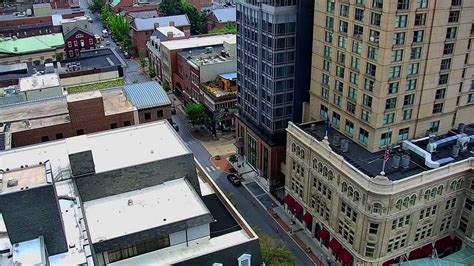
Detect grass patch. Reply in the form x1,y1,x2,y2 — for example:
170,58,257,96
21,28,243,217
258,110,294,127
67,79,126,94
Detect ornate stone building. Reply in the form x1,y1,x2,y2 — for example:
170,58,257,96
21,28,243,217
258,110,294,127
284,121,473,265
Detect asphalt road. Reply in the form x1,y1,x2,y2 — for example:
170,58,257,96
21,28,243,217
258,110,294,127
79,0,149,84
171,104,314,266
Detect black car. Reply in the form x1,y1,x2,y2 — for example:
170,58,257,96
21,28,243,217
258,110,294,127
227,174,241,186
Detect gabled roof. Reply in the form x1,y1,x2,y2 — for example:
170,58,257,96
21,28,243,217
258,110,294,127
0,34,64,55
134,15,190,31
211,8,236,23
63,27,94,40
123,81,171,110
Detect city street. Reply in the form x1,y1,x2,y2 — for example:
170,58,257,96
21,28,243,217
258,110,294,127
171,99,315,266
79,0,149,84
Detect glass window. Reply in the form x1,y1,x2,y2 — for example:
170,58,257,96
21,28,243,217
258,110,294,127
389,65,402,78
435,88,446,100
361,109,371,122
408,63,419,75
327,0,335,13
428,120,440,133
373,0,383,8
338,36,347,48
440,58,452,70
398,128,409,141
385,98,397,110
406,79,417,91
345,120,354,134
416,0,428,8
395,15,407,28
413,30,424,43
443,43,454,55
410,47,422,59
439,74,449,85
433,103,443,114
391,49,403,62
398,0,410,10
348,87,357,100
340,4,349,17
363,94,373,107
355,8,365,21
388,82,399,94
347,101,356,114
366,63,377,76
325,31,333,43
383,113,395,125
448,11,460,23
352,41,362,54
326,16,334,29
367,46,379,60
402,109,413,120
359,128,369,144
370,12,381,26
364,78,374,92
404,94,415,106
339,21,348,33
414,13,426,26
393,32,406,45
351,56,360,70
380,131,392,146
446,27,457,39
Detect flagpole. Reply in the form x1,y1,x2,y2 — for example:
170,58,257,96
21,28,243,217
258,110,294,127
380,128,391,176
380,158,386,176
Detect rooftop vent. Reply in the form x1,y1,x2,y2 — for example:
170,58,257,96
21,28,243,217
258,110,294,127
452,145,460,158
392,155,401,169
401,155,410,169
205,46,213,53
128,199,133,206
7,179,18,187
333,134,341,147
458,123,466,133
341,139,349,153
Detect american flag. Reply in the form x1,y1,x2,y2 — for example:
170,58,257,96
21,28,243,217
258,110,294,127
383,148,391,162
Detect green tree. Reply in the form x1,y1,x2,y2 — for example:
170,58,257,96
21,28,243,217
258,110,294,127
210,22,237,34
89,0,104,13
228,154,238,163
162,80,171,92
139,56,147,68
55,53,63,61
100,5,111,22
182,2,207,34
185,103,210,126
159,0,184,16
106,14,132,49
253,227,296,266
148,65,156,79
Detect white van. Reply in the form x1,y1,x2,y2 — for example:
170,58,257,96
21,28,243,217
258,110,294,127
101,29,109,38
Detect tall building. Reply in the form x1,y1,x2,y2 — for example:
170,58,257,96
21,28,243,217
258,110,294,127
309,0,474,152
235,0,314,194
284,121,473,265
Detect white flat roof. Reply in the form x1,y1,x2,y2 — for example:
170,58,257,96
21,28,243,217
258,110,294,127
83,178,210,243
0,121,190,175
157,26,185,38
12,238,44,265
111,230,250,265
162,34,236,51
19,73,60,91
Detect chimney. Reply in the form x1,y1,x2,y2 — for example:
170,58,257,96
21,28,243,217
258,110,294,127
154,23,160,29
167,32,174,40
184,28,191,38
169,20,175,27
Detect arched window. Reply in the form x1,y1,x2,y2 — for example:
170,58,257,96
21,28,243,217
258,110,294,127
409,194,416,205
296,146,300,156
456,179,462,189
354,191,360,202
403,197,409,208
312,158,318,169
395,199,402,210
301,149,305,159
342,182,348,192
373,203,383,214
318,162,323,173
450,180,457,190
431,187,437,198
348,186,354,197
328,170,334,181
437,185,443,195
292,143,296,152
323,166,328,177
424,190,430,200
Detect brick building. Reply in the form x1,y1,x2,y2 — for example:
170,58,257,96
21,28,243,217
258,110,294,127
0,81,171,150
109,0,133,13
207,7,236,32
64,28,96,58
189,0,213,11
131,15,190,55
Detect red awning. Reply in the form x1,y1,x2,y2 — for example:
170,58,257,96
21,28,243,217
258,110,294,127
452,237,462,248
284,194,294,206
303,212,313,224
421,244,433,257
319,228,329,239
435,236,452,252
409,249,423,260
293,201,303,214
329,238,342,253
382,259,394,266
339,249,353,264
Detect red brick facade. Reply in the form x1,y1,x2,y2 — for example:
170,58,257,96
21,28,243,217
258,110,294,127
189,0,213,10
10,95,171,148
173,53,201,102
110,0,133,13
64,29,96,58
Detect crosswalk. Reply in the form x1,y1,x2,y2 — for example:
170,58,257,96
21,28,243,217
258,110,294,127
205,166,217,173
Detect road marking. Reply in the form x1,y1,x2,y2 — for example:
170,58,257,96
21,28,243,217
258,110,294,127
210,166,216,171
205,167,211,172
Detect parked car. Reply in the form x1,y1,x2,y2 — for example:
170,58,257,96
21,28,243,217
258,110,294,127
227,174,241,186
123,51,130,59
105,40,111,46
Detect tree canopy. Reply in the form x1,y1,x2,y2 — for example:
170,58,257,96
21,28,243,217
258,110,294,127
185,103,210,126
159,0,184,16
89,0,104,13
253,227,295,266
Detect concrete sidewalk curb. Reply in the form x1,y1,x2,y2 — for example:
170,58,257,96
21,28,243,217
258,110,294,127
240,182,318,266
